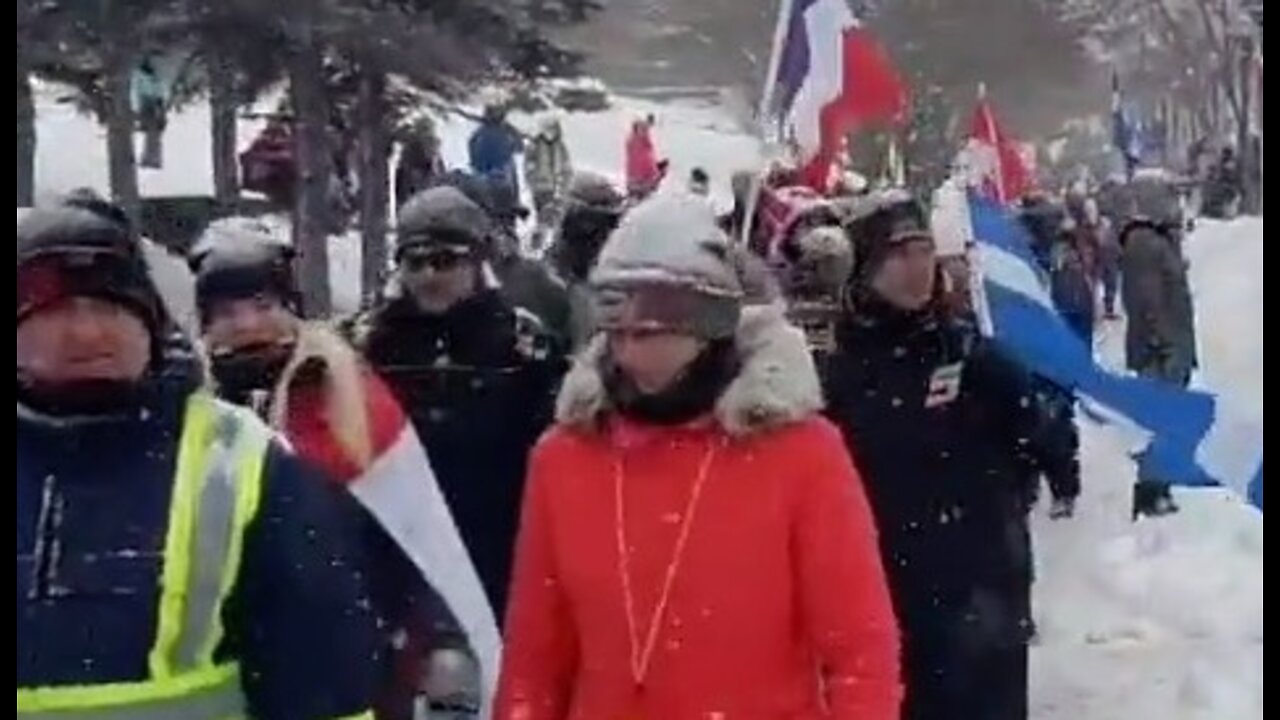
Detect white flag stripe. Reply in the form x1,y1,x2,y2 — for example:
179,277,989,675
979,242,1055,311
785,0,857,155
349,424,502,712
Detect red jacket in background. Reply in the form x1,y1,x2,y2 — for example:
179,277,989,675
495,310,902,719
625,122,663,197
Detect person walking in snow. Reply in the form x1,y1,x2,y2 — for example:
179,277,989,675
821,190,1077,720
353,186,565,620
133,57,168,169
468,101,524,208
624,115,667,200
1019,195,1096,345
1118,175,1198,518
188,218,501,718
429,170,573,356
17,196,381,720
546,171,628,351
495,196,902,719
395,119,447,211
524,116,574,251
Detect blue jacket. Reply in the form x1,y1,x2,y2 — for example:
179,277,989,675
17,370,381,720
467,120,522,196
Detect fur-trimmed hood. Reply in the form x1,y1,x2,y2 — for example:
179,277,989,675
555,302,823,437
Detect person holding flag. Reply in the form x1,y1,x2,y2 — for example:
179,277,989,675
821,189,1077,720
189,217,501,718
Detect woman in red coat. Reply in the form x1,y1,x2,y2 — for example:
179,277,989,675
495,196,901,719
625,116,666,200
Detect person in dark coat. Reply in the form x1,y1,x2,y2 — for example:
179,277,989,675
1118,176,1197,518
354,186,564,620
429,169,573,355
821,190,1077,720
1019,196,1096,346
1201,146,1242,219
189,220,503,718
16,198,380,720
395,133,446,210
546,171,628,351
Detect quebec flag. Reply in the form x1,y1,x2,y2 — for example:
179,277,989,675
963,193,1263,511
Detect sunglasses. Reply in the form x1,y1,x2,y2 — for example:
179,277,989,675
400,248,472,272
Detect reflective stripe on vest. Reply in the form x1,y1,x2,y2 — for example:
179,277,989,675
17,393,270,720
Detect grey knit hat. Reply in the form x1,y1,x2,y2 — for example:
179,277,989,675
590,195,747,339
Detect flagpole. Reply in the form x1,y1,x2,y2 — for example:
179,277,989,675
740,0,796,245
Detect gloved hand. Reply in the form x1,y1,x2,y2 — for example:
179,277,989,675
1049,496,1076,520
417,648,481,719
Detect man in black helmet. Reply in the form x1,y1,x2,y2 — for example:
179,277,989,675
17,197,381,720
428,169,572,354
821,190,1076,720
546,171,627,351
355,186,564,619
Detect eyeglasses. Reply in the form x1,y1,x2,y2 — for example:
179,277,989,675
401,248,471,272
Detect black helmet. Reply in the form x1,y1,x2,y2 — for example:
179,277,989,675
189,217,298,325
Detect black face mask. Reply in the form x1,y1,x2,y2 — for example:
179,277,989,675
209,341,294,407
601,339,740,426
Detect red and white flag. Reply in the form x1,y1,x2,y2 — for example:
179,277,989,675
966,85,1032,204
281,354,502,708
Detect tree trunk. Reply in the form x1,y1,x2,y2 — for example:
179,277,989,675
289,34,333,318
17,61,36,207
106,61,141,229
357,67,390,308
1237,40,1261,215
209,52,239,210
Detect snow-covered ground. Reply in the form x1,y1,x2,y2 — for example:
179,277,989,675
1031,217,1264,720
28,85,1263,719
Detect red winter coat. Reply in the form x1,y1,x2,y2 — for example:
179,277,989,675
495,307,901,720
625,121,663,197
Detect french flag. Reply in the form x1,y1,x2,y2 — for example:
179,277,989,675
768,0,906,190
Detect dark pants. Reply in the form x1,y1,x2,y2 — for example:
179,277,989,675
902,585,1031,720
1133,365,1191,517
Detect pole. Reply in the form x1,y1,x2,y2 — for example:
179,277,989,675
739,0,796,246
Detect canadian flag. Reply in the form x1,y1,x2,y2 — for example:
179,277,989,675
967,86,1032,204
768,0,907,191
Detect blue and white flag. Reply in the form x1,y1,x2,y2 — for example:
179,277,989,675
963,193,1263,511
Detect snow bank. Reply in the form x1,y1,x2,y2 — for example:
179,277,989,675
1031,217,1264,720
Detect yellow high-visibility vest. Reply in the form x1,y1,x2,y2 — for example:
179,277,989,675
17,393,373,720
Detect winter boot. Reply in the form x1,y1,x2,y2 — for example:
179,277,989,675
1132,481,1180,520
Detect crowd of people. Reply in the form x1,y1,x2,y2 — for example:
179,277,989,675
19,99,1205,720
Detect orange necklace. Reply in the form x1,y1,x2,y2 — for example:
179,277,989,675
613,440,719,692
